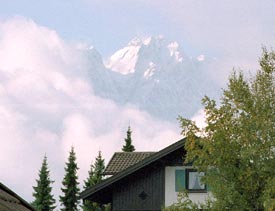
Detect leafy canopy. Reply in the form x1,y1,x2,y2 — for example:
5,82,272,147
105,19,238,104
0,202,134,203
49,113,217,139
178,48,275,211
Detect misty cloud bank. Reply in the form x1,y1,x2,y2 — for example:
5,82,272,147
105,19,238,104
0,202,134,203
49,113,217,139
0,17,181,204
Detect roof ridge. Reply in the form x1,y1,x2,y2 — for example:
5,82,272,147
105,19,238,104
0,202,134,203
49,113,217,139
81,138,185,200
114,151,156,153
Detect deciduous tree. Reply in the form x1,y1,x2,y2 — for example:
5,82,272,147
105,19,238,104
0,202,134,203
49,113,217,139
178,48,275,211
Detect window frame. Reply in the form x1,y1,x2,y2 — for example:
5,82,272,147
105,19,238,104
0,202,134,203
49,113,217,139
185,169,207,193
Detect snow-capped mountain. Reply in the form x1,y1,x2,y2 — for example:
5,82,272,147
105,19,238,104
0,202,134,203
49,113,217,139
105,36,184,76
86,36,219,122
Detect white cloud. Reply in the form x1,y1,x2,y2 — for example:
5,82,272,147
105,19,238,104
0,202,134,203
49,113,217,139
191,109,207,129
0,17,180,205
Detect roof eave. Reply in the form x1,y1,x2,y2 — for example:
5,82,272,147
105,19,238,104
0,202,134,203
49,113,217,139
0,183,37,211
80,138,186,200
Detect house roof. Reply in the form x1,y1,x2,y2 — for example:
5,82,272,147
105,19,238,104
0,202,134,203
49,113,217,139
104,152,155,175
0,182,36,211
80,138,185,201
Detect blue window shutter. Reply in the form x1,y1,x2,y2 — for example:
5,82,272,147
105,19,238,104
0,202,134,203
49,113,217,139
175,169,186,192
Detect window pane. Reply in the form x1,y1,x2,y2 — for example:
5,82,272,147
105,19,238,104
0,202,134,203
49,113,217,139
188,172,205,190
175,170,185,191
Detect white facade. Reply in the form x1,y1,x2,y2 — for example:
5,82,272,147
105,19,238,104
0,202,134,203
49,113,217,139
165,166,209,206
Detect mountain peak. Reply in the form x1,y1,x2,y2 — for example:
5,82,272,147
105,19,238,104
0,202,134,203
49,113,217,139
167,41,183,62
128,37,143,46
104,43,140,75
127,35,165,47
104,35,184,75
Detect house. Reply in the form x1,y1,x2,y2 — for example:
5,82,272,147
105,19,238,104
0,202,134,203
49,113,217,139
80,139,209,211
0,182,36,211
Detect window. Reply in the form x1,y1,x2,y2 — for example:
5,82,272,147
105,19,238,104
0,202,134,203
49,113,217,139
175,169,186,192
186,169,206,192
175,169,206,192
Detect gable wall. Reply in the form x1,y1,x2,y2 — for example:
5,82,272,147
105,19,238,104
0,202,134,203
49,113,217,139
112,162,165,211
111,147,186,211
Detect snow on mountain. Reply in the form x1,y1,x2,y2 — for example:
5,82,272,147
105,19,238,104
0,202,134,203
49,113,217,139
104,39,141,74
105,36,184,77
143,62,157,79
87,36,219,122
167,41,183,62
197,54,205,62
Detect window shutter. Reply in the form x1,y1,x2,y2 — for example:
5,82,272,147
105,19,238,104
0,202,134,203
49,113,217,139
206,183,211,192
175,169,186,192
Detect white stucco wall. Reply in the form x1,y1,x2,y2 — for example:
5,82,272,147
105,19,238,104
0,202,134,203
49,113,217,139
165,166,209,206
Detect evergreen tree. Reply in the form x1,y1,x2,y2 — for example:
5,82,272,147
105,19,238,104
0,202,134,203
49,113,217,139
60,147,80,211
32,155,56,211
122,126,135,152
82,151,105,211
178,48,275,211
91,151,105,185
82,161,95,211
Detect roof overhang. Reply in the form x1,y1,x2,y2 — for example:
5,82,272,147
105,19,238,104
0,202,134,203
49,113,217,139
0,183,36,211
80,138,186,201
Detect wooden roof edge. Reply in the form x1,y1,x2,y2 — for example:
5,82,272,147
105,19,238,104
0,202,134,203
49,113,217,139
80,138,186,200
0,182,36,211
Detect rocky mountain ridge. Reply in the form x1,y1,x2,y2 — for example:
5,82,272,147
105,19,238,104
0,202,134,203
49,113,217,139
85,36,219,122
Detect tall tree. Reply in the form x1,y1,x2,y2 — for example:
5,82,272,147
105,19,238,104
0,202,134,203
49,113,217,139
179,48,275,211
83,151,106,211
60,147,80,211
122,126,135,152
32,155,56,211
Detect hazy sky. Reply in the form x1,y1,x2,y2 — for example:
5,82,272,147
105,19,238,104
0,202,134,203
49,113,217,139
1,0,275,207
1,0,275,58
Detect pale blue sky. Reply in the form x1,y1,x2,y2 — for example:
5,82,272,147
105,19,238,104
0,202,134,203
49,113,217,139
1,0,275,205
0,0,177,56
2,0,274,59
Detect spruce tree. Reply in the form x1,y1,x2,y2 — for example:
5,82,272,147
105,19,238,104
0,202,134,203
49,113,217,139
83,151,105,211
82,161,95,211
32,155,56,211
122,126,135,152
60,147,80,211
91,151,105,185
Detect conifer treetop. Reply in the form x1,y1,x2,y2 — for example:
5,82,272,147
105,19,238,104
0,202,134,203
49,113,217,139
32,155,56,211
122,126,135,152
60,146,80,211
82,150,106,211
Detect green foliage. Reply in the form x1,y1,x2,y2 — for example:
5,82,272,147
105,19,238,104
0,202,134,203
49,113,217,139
60,147,80,211
122,126,135,152
163,192,212,211
32,155,56,211
178,48,275,211
83,151,106,211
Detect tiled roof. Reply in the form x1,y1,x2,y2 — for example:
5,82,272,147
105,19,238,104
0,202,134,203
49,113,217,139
80,139,186,200
104,152,155,175
0,183,36,211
